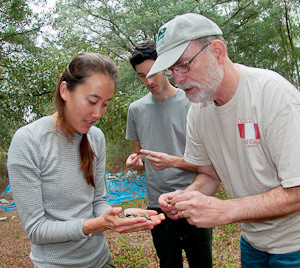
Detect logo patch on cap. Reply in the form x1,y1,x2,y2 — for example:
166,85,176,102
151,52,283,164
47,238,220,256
157,27,166,50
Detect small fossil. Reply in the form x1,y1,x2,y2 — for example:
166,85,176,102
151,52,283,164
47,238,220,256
118,211,151,220
167,199,172,204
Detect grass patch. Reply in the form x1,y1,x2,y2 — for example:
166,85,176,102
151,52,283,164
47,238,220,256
106,139,133,174
105,198,159,268
105,185,241,268
212,184,241,267
105,139,145,175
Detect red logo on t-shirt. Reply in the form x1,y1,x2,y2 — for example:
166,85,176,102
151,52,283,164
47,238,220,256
238,123,260,139
238,123,260,147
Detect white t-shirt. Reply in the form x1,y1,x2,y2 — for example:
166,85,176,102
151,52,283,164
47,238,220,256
184,64,300,254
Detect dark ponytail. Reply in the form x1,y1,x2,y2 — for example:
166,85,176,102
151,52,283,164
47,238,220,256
80,134,96,187
54,52,119,187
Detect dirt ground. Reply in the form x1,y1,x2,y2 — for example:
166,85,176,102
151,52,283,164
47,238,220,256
0,208,162,268
0,209,32,268
0,193,172,268
0,192,240,268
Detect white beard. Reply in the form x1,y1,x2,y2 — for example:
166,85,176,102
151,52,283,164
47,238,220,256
179,53,224,103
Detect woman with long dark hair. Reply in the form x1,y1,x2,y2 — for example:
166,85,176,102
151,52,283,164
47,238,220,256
7,52,164,268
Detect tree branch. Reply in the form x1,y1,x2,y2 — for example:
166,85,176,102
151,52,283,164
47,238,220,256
3,27,41,39
76,2,135,48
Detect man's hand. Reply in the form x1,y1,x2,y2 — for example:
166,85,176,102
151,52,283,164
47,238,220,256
170,191,228,228
158,190,184,220
159,190,231,227
140,149,174,170
126,153,144,171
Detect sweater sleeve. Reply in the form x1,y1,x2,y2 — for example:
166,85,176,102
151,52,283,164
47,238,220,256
92,132,112,217
7,128,88,244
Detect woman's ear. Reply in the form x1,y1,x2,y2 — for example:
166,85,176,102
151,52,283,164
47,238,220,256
211,39,226,65
59,81,68,101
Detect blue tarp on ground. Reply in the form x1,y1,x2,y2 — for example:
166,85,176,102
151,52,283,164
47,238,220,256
0,183,16,212
0,172,147,212
106,173,147,205
0,202,16,212
2,183,11,194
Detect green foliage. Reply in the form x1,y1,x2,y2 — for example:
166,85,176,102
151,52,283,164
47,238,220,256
0,48,71,150
105,138,133,174
0,0,51,150
217,0,300,86
0,0,40,55
1,0,300,153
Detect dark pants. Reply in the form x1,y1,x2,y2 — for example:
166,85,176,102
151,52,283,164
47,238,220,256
150,208,212,268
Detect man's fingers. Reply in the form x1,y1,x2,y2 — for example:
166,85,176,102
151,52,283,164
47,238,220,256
172,192,192,204
140,149,160,158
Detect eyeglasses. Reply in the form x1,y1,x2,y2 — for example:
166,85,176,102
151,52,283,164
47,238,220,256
163,42,211,79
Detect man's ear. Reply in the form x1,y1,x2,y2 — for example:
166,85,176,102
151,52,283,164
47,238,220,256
59,81,68,101
211,39,226,65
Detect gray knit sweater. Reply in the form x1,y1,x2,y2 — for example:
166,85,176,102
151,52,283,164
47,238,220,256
7,116,112,268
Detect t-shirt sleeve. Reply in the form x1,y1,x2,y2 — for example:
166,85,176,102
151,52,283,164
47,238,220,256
184,104,211,166
126,104,139,141
265,103,300,188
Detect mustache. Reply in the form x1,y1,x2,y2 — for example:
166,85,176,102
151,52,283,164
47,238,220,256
178,82,201,90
